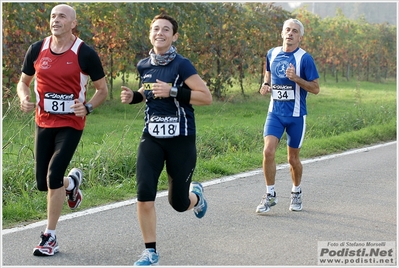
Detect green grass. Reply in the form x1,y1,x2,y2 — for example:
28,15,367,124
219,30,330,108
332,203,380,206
2,78,396,229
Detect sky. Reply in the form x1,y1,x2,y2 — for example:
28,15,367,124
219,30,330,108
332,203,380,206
288,2,302,8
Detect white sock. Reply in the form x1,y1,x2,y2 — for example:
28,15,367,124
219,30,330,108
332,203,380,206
65,176,75,191
292,185,301,193
44,228,56,238
266,185,275,196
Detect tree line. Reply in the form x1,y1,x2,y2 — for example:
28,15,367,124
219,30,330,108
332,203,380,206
2,2,397,100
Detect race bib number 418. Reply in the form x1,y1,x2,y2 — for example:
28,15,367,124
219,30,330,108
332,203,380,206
148,115,180,138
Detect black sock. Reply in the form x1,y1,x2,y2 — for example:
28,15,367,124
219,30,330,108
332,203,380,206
145,242,156,252
194,193,200,206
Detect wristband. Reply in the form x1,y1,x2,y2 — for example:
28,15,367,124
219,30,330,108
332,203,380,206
176,87,191,104
130,91,144,104
263,82,270,86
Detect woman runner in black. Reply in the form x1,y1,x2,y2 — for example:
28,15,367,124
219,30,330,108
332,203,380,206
120,13,212,266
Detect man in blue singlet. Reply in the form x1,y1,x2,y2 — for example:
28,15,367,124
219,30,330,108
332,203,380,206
120,13,212,266
256,18,320,214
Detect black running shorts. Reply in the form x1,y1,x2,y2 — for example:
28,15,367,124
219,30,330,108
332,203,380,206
35,125,83,191
136,132,197,212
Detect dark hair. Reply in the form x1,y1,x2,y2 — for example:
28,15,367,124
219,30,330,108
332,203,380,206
151,13,178,35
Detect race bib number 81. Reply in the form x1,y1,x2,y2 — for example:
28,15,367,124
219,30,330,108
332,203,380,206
43,92,75,114
148,115,180,138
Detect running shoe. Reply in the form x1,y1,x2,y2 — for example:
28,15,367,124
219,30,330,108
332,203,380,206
190,182,207,219
289,191,303,211
255,192,278,214
134,248,159,266
66,168,83,209
33,232,59,256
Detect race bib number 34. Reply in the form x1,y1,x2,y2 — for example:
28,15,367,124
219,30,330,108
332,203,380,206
148,115,180,138
44,92,75,114
272,85,295,101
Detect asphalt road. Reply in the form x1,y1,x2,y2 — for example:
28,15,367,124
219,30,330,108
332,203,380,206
2,141,397,267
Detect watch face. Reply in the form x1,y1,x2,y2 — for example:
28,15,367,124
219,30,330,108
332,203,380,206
86,104,93,113
170,87,178,97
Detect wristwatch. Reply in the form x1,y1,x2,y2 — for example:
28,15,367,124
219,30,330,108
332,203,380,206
85,103,93,115
170,86,178,98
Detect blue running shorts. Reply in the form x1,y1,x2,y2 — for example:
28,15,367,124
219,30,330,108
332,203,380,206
263,112,306,149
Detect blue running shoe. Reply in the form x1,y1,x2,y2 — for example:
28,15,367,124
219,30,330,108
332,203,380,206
190,182,207,219
134,248,159,266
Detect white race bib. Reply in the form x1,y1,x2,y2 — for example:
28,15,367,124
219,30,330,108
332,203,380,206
272,85,294,101
148,115,180,138
44,92,75,114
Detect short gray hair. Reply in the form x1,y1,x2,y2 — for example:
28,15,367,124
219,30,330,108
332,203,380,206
283,18,304,37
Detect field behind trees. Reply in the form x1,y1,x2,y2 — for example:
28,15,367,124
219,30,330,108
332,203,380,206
2,77,397,229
